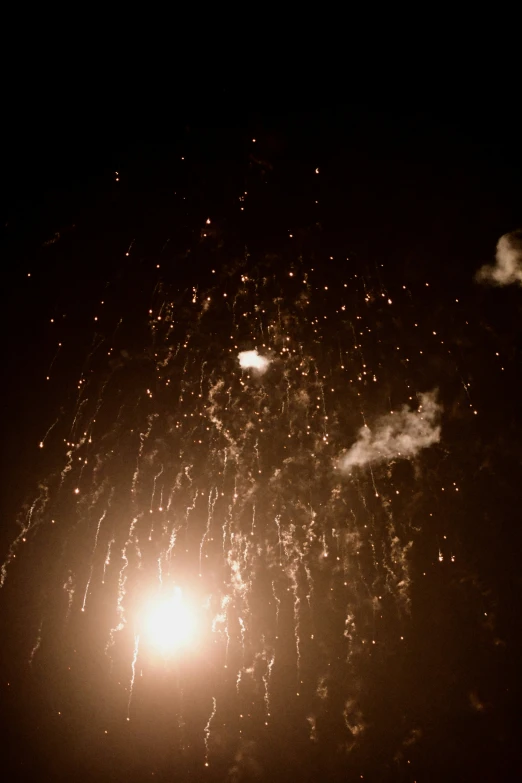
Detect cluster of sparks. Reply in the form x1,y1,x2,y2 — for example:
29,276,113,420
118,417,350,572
1,155,514,780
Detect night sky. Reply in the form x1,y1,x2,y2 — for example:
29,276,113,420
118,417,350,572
1,98,521,782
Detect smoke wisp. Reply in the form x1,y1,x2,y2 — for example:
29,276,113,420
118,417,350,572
338,391,442,472
476,231,522,286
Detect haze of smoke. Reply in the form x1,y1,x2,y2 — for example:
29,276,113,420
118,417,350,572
338,391,442,472
238,350,271,374
476,230,522,286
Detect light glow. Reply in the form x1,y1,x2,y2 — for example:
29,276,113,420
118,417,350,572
144,587,195,654
238,349,270,374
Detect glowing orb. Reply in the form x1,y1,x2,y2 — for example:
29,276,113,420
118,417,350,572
238,350,270,374
144,588,195,654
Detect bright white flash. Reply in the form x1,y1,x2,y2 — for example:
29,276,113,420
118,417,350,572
238,350,270,374
145,587,195,653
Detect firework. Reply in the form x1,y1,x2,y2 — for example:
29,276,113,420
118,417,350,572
1,145,515,781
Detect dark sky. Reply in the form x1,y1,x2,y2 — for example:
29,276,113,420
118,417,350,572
0,95,521,781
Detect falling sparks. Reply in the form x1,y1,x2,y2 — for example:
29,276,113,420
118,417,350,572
0,143,514,782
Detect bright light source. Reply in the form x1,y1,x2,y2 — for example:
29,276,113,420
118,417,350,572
144,587,195,654
238,350,270,374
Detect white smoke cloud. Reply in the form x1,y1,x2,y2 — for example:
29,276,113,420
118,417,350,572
476,231,522,286
238,350,270,375
338,391,441,473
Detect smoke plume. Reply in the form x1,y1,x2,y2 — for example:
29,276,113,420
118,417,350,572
338,391,442,472
476,231,522,286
